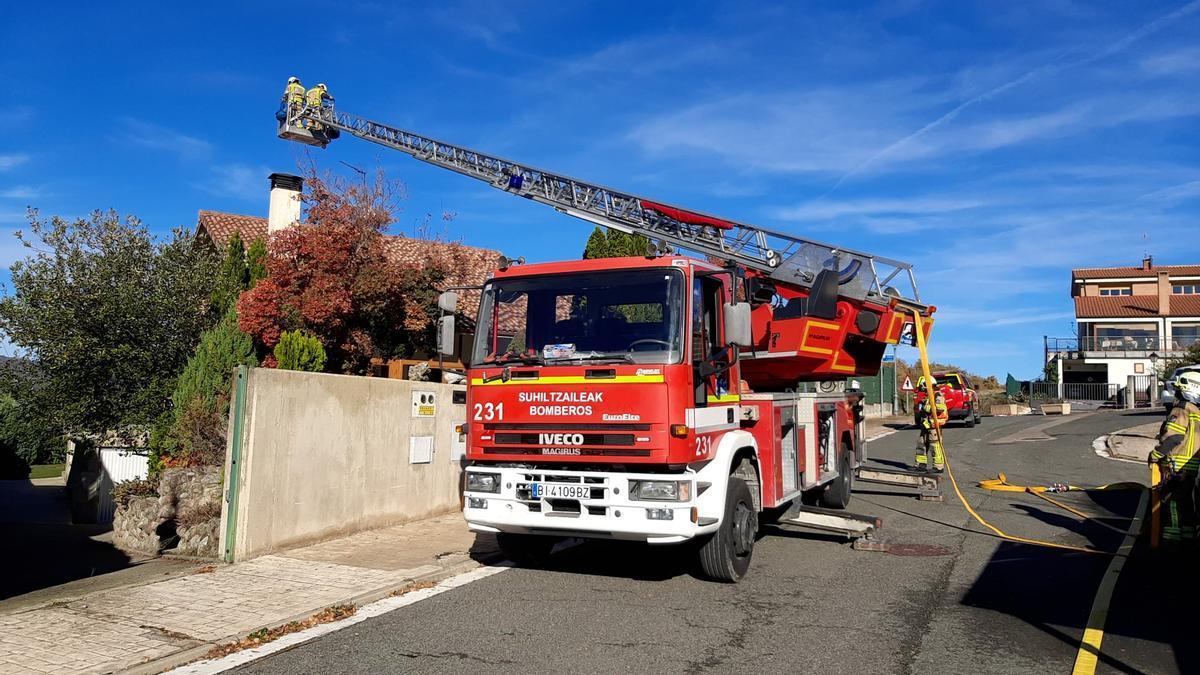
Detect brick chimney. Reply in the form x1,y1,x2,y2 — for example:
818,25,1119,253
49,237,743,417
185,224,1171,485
1158,270,1171,316
267,173,303,234
1143,255,1154,271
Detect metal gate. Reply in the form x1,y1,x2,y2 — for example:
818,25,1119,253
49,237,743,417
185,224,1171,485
95,447,150,523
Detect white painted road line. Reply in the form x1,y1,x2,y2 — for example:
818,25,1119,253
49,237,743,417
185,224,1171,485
167,564,511,675
1092,434,1144,465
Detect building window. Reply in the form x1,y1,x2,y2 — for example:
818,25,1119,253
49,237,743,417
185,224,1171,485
1098,287,1132,296
1172,324,1200,349
1173,285,1198,294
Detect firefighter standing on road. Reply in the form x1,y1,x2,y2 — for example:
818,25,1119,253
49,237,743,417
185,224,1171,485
915,388,948,473
1150,370,1200,547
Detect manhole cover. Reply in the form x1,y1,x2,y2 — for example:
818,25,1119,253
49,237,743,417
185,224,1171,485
885,543,954,557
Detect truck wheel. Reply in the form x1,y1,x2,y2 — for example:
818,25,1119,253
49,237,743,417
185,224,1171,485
964,404,976,428
819,446,854,509
496,533,557,568
698,477,756,582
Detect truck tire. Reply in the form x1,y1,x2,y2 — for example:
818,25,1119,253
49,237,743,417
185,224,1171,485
819,446,854,509
964,404,976,428
698,477,756,582
973,406,982,426
496,533,557,568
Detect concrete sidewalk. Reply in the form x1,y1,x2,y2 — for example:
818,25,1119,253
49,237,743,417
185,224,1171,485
0,512,498,675
866,414,912,439
1106,420,1160,462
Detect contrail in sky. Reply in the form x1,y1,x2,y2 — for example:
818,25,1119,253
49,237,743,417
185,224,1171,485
819,0,1200,197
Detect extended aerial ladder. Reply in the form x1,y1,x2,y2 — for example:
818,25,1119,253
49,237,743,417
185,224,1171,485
279,101,935,383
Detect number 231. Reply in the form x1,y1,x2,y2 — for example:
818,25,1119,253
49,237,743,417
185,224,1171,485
473,402,504,421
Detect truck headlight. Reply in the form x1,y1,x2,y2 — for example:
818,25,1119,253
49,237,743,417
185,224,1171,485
629,480,691,502
466,472,501,494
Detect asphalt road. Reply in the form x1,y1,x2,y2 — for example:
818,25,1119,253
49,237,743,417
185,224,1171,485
234,410,1192,674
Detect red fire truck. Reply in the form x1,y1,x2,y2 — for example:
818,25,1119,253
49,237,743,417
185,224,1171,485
280,102,935,581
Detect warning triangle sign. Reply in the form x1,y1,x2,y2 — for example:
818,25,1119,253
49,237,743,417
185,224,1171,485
900,376,915,392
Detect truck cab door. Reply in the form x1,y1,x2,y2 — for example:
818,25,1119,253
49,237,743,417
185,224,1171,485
691,275,738,407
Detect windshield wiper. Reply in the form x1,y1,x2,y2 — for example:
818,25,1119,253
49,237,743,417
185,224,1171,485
480,353,545,366
544,351,635,364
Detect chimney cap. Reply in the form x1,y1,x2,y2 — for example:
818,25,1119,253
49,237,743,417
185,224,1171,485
268,173,304,192
1142,255,1154,270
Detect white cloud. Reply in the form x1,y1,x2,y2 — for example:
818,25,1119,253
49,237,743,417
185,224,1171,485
1140,180,1200,204
627,81,931,174
0,106,33,125
0,154,29,171
197,163,272,201
0,186,44,200
1141,46,1200,76
113,118,212,161
986,311,1076,327
767,196,988,221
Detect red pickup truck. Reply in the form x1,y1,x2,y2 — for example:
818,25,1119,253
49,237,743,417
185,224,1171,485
914,371,982,428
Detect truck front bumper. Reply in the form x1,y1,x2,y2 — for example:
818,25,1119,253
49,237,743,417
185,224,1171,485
462,465,722,544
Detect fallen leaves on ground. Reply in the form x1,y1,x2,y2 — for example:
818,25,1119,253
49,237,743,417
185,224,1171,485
389,580,438,597
204,604,357,658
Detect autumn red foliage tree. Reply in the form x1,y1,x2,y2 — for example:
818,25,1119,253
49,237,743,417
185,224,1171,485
237,170,450,374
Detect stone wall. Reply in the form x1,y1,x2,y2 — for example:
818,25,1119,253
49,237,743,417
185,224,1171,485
112,495,160,555
159,466,223,557
111,466,224,558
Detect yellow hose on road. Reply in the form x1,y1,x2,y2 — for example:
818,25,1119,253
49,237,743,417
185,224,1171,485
909,312,1148,557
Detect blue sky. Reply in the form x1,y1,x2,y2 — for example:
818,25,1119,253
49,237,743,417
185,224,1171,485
1,1,1197,378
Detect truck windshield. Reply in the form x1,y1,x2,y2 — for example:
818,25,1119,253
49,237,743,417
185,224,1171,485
472,269,685,366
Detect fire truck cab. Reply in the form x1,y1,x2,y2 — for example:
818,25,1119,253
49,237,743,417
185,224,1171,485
458,255,861,581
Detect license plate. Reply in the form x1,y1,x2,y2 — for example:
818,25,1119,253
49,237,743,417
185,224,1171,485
531,483,590,500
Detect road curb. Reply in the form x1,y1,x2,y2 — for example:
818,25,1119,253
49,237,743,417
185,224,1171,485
127,552,505,675
1095,433,1150,465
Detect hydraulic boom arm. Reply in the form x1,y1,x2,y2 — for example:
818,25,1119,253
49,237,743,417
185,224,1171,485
279,101,933,383
281,104,923,308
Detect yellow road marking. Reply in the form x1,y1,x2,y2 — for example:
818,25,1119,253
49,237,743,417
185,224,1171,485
1070,482,1150,675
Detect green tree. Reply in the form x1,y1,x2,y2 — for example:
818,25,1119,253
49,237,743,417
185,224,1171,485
581,226,650,259
153,308,256,471
274,331,327,372
170,308,258,418
1157,343,1200,381
210,231,248,314
0,390,63,478
246,237,268,287
0,210,218,439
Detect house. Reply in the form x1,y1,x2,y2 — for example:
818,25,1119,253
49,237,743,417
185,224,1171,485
196,173,505,377
1046,256,1200,388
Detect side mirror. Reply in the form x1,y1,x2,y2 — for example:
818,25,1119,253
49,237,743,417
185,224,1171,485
438,315,456,356
723,302,752,347
437,291,458,313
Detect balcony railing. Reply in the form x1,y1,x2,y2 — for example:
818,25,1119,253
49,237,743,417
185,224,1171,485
1045,335,1199,356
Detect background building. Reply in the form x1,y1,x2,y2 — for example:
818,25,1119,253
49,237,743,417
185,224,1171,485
1046,256,1200,389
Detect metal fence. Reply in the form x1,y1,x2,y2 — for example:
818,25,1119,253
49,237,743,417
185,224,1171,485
1025,382,1122,409
1045,335,1199,356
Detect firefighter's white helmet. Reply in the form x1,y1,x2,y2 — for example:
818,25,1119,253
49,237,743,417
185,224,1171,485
1177,371,1200,405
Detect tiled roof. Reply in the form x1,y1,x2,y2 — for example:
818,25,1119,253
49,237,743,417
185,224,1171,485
195,210,504,323
1072,265,1200,279
1075,295,1200,318
196,211,270,250
1074,295,1158,318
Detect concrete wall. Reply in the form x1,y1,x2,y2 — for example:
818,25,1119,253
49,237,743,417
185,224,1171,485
221,369,466,561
